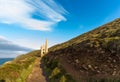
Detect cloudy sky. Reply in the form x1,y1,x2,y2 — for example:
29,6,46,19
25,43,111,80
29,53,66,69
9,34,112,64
0,35,32,58
0,0,120,58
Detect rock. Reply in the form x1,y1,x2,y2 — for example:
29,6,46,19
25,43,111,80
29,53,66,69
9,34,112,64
75,59,79,63
97,70,100,73
88,65,94,71
113,59,116,63
103,65,107,68
88,65,92,68
112,71,116,76
108,57,112,60
94,66,98,69
82,65,88,70
114,68,116,71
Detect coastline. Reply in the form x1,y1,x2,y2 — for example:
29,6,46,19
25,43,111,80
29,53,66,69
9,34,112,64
0,58,14,66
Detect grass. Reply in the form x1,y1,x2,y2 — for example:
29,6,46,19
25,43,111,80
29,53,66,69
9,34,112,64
0,50,40,82
0,18,120,82
42,56,76,82
43,18,120,82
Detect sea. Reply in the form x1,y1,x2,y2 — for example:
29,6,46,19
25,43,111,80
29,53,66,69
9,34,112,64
0,58,14,65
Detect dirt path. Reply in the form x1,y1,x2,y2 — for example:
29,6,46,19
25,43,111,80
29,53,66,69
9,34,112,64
26,58,46,82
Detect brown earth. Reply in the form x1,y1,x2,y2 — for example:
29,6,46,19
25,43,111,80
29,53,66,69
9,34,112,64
46,18,120,81
26,58,46,82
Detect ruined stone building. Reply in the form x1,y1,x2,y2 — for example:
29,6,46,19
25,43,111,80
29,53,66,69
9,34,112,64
40,39,48,57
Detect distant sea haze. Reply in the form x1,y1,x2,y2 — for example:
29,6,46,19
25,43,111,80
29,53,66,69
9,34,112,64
0,58,13,65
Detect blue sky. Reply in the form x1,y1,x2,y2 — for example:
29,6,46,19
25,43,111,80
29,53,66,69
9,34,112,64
0,0,120,57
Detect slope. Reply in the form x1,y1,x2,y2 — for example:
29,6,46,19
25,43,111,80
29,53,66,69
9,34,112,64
0,50,41,82
26,58,46,82
42,18,120,82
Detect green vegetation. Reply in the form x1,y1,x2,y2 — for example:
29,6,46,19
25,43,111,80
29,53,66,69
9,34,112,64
60,75,66,82
42,56,76,82
0,50,40,82
49,18,120,52
44,18,120,82
0,18,120,82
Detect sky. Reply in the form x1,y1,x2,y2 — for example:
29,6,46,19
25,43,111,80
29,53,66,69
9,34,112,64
0,0,120,58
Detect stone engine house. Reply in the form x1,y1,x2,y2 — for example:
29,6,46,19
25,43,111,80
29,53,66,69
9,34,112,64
40,39,48,57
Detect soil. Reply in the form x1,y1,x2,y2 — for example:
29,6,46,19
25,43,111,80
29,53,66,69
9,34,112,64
26,58,47,82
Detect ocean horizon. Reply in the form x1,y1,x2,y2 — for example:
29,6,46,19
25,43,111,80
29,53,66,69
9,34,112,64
0,58,14,65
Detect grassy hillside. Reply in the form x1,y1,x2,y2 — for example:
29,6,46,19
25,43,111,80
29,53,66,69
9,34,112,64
49,18,120,52
0,50,41,82
0,18,120,82
42,18,120,82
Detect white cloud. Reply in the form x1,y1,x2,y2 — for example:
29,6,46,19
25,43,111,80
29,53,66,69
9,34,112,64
0,50,27,58
0,35,6,39
13,38,41,50
0,0,67,31
0,36,33,58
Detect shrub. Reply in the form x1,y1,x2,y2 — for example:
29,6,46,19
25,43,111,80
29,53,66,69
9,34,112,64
60,75,66,82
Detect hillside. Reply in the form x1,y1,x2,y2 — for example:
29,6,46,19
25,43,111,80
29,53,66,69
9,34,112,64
0,50,41,82
49,18,120,52
42,18,120,82
0,18,120,82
